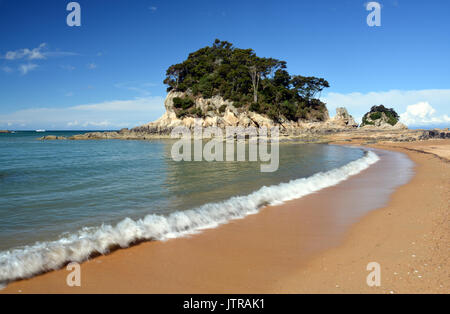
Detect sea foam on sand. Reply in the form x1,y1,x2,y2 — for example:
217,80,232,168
0,150,379,284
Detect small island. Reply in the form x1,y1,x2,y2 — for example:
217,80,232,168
163,39,329,122
361,105,404,129
0,130,12,134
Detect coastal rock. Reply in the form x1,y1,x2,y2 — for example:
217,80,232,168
329,107,358,128
419,129,450,140
0,130,11,133
360,105,406,130
392,122,408,130
360,116,408,130
38,135,67,140
325,127,450,143
132,91,339,137
132,91,284,134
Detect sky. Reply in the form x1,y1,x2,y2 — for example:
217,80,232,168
0,0,449,130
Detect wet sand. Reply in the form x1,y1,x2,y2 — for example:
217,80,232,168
2,140,449,293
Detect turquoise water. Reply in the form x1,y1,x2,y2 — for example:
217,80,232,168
0,131,364,252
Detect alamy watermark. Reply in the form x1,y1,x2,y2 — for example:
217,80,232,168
66,2,81,27
66,262,81,287
170,125,279,173
366,262,381,287
366,2,381,27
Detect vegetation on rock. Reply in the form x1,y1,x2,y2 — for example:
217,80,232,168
164,39,330,122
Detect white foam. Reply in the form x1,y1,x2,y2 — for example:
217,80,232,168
0,150,379,284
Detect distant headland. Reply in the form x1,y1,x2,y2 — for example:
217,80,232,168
38,40,449,142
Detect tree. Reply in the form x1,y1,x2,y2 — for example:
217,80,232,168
291,76,330,100
164,63,185,91
248,57,286,103
248,64,261,103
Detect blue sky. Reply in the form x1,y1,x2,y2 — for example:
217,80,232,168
0,0,449,130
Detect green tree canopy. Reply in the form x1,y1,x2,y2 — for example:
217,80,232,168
164,39,330,122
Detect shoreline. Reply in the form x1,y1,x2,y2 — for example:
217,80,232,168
1,140,448,293
36,127,450,142
274,140,449,293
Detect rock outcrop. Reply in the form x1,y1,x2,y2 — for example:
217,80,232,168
360,111,408,130
38,135,68,140
328,128,450,143
419,129,450,140
329,107,358,128
0,130,11,133
360,105,407,130
133,91,280,134
131,91,357,136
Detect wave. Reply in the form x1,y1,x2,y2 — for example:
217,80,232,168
0,150,379,284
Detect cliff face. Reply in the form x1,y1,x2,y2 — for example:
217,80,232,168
133,91,282,133
132,91,355,135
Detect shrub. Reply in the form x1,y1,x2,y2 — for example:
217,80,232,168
176,109,188,118
173,97,194,110
249,102,260,113
370,112,382,120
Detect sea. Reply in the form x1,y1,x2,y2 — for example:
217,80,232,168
0,130,385,283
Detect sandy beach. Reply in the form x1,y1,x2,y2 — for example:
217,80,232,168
1,139,448,294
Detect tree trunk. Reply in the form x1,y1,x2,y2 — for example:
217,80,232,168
249,67,260,103
254,75,259,103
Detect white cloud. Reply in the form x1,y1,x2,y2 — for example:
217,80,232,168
72,97,163,111
0,97,165,130
18,63,38,75
87,63,97,70
400,102,450,126
322,89,450,125
149,6,157,12
2,44,79,77
2,43,78,61
4,43,47,60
